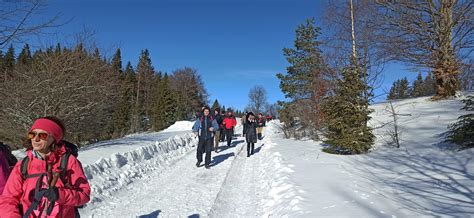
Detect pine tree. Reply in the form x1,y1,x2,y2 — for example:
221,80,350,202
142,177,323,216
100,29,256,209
423,72,437,96
3,45,15,80
411,73,424,97
151,73,176,130
111,48,123,79
134,49,155,131
387,80,399,100
111,55,132,137
322,59,374,154
276,18,330,133
398,77,410,99
54,43,62,55
211,99,220,112
445,95,473,150
387,77,410,100
17,43,32,66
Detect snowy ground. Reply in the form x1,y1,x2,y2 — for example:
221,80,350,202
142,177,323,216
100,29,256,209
265,95,473,217
12,96,472,217
80,120,305,217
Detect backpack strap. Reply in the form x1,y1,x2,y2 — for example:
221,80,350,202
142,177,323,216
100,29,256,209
59,151,71,186
20,157,44,179
20,157,29,179
20,152,71,183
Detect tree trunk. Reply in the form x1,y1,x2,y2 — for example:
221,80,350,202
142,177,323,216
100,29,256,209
432,0,460,99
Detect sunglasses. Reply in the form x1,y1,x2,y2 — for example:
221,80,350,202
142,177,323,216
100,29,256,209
27,131,49,141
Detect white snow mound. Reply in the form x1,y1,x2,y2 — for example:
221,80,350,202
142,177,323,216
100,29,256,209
162,121,195,132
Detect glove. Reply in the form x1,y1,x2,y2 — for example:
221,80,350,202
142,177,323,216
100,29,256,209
43,187,59,202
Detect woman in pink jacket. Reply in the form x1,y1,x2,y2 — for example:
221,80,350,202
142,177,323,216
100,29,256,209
0,117,91,218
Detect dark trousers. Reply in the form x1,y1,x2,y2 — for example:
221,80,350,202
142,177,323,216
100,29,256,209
225,128,233,146
247,142,254,156
197,138,213,166
220,128,226,141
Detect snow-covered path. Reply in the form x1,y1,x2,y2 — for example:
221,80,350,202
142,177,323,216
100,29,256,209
80,122,280,217
82,138,246,217
80,119,306,217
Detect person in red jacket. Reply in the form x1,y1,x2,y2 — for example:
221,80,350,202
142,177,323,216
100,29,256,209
222,111,237,147
0,117,91,218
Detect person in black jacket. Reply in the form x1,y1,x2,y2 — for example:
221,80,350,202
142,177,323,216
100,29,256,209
243,112,258,157
213,108,223,153
192,106,219,169
257,113,266,140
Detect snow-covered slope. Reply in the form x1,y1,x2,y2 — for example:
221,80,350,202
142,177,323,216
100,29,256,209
266,95,473,217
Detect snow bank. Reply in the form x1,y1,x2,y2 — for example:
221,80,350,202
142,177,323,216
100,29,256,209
162,121,194,132
257,121,307,216
83,133,198,204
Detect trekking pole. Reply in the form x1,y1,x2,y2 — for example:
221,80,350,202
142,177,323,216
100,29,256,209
45,164,61,216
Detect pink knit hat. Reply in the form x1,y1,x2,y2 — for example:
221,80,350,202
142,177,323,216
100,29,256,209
30,118,63,143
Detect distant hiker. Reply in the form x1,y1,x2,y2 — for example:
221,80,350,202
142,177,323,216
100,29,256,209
220,110,227,142
0,142,17,194
213,108,224,153
257,113,266,140
266,115,272,121
0,116,90,218
192,106,219,169
241,112,247,136
222,111,237,147
243,112,258,157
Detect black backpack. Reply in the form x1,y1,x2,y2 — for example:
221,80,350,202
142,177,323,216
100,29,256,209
20,140,82,218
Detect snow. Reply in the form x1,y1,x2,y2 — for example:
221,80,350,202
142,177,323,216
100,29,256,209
264,95,473,217
10,96,473,217
161,121,195,132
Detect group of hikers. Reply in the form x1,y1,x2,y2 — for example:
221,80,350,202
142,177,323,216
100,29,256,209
0,108,268,217
192,106,267,169
0,116,90,217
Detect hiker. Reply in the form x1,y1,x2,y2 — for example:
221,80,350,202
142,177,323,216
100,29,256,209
0,142,17,194
192,106,219,169
0,117,91,217
213,108,223,153
220,110,226,142
243,112,258,157
257,113,266,140
222,110,237,147
241,112,247,136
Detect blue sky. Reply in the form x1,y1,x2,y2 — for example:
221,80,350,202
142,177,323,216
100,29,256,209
31,0,417,110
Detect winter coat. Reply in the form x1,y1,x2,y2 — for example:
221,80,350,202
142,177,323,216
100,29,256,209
0,144,91,218
0,150,10,194
214,114,224,129
244,121,258,143
257,117,266,128
192,116,220,141
222,116,237,130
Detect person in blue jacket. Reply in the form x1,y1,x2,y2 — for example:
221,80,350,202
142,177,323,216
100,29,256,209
192,106,219,169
